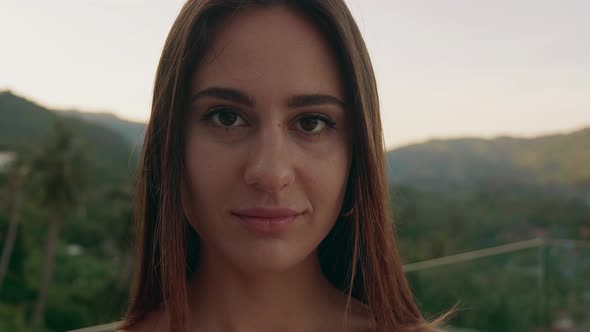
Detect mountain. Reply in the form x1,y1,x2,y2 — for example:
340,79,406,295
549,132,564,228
0,91,136,184
56,109,145,146
387,128,590,196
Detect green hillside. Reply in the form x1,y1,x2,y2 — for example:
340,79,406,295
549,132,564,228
56,109,145,147
0,91,137,184
387,128,590,195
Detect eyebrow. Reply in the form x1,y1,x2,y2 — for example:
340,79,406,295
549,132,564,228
191,86,345,109
287,94,345,108
191,87,255,107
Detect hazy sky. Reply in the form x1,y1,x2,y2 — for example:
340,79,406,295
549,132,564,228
1,0,588,148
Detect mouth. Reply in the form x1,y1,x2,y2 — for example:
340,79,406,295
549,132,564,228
232,207,302,218
231,207,303,234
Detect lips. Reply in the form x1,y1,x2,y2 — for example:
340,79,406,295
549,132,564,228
231,207,302,234
232,207,301,218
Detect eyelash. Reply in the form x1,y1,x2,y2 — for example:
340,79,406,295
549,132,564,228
200,106,337,136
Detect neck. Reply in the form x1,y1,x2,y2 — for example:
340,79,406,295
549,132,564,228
187,249,348,332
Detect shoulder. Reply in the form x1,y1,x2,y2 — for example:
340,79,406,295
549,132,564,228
116,306,168,332
344,298,379,332
402,324,446,332
345,302,444,332
366,326,445,332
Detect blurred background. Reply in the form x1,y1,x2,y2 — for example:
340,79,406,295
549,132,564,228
0,0,588,331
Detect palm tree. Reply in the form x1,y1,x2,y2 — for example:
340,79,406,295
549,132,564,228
97,182,136,321
105,183,135,283
0,155,28,291
28,120,89,329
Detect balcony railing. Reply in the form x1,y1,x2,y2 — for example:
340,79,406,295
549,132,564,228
68,237,590,332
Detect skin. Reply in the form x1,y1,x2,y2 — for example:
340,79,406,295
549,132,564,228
124,5,375,332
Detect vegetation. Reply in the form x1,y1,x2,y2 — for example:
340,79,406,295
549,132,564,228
0,91,588,331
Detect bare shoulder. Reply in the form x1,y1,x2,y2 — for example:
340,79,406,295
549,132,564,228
344,299,444,332
116,306,168,332
360,324,445,332
405,326,446,332
344,297,379,332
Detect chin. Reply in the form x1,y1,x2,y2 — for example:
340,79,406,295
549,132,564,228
223,241,317,274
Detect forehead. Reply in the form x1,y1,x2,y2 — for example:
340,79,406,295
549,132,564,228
191,5,344,99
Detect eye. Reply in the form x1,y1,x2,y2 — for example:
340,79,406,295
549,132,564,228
294,114,336,135
202,107,247,128
299,117,324,132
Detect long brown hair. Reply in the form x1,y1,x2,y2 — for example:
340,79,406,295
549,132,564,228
121,1,439,331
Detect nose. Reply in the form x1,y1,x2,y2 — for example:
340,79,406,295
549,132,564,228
243,124,295,194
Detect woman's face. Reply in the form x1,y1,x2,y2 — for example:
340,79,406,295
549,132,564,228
182,5,351,273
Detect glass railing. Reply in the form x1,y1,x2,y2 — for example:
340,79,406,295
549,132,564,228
405,238,590,332
68,238,590,332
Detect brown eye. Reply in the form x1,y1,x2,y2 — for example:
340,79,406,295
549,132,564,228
202,107,247,128
295,114,336,135
299,117,321,132
217,111,237,126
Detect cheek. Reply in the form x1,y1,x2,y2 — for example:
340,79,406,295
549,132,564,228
183,136,241,217
300,143,350,217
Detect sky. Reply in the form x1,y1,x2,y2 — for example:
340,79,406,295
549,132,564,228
1,0,588,149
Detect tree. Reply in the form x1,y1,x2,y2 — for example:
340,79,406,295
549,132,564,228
28,120,89,330
0,156,28,292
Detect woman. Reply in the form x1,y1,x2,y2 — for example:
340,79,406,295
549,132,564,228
120,0,444,331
